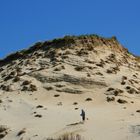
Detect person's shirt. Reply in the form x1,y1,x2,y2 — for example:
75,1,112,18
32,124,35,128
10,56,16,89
81,110,85,116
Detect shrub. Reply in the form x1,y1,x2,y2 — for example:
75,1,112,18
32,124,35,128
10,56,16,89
10,71,16,75
121,81,126,85
0,85,13,92
96,63,104,68
125,86,139,94
85,98,92,101
96,72,103,76
36,105,43,108
4,75,13,81
54,94,60,97
106,88,123,96
127,88,138,94
117,99,127,104
21,86,28,91
87,44,94,51
107,87,114,91
54,67,62,71
17,128,26,136
0,68,4,72
75,108,79,110
106,69,113,74
106,96,115,102
47,133,82,140
51,36,75,47
44,86,53,91
77,49,88,56
55,84,65,88
13,76,20,82
0,125,7,133
0,133,6,139
22,80,31,85
29,84,37,92
54,65,65,71
0,100,2,103
73,102,78,105
87,73,91,77
16,67,22,73
136,110,140,113
0,125,8,139
35,114,42,118
126,86,131,90
61,55,69,59
122,76,127,80
75,66,85,71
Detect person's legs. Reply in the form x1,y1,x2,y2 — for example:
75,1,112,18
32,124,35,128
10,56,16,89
82,115,85,121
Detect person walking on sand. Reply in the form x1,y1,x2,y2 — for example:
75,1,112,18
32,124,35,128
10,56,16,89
80,109,85,122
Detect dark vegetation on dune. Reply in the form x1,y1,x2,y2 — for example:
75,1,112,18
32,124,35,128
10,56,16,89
0,125,8,139
0,34,129,66
47,133,83,140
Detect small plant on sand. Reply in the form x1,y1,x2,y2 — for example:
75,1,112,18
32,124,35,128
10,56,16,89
106,96,115,102
17,128,26,136
13,76,20,82
21,84,37,92
47,133,83,140
73,102,78,105
22,80,31,85
0,125,8,139
75,66,85,71
85,98,92,101
0,100,2,103
0,84,13,92
0,126,7,133
44,86,53,91
117,99,127,104
29,84,37,92
36,105,43,108
34,114,42,118
54,94,60,97
4,75,13,81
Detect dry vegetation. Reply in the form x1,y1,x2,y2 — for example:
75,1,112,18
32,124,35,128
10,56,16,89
47,133,83,140
0,125,8,139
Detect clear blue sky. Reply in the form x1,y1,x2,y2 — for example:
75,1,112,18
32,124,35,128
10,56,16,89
0,0,140,58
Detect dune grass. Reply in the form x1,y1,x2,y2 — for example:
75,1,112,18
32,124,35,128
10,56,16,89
47,133,83,140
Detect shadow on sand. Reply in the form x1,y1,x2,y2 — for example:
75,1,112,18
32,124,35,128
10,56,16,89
66,121,84,126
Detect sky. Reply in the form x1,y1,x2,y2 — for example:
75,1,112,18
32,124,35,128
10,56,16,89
0,0,140,59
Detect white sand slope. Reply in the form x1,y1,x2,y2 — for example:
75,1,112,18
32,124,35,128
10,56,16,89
0,35,140,140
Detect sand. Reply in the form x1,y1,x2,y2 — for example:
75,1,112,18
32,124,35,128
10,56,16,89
1,36,140,139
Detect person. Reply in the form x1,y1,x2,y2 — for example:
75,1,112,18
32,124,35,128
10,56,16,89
80,109,85,122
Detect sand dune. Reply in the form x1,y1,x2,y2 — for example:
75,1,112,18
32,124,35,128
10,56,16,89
1,35,140,140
